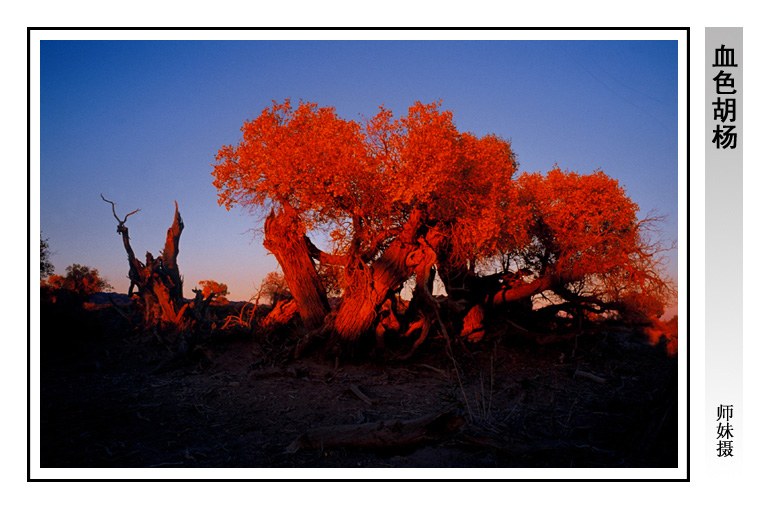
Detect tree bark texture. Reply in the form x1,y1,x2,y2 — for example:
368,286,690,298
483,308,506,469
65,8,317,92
330,209,426,349
161,203,185,305
262,205,330,331
261,299,300,331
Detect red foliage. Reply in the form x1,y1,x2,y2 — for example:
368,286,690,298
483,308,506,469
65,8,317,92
42,264,112,303
213,100,675,343
198,280,229,305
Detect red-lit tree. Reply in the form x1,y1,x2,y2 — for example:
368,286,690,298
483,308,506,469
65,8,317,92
198,280,230,305
454,168,675,339
42,263,112,305
213,100,673,357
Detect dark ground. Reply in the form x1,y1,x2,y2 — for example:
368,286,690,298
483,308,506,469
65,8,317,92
39,300,678,472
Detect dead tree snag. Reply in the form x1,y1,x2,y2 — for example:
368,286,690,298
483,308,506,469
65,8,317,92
102,195,189,330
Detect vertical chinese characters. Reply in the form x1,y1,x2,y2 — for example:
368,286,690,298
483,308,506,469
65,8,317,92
716,404,734,457
711,45,739,149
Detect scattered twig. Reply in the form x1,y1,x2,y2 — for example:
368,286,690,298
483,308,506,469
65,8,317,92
417,363,449,378
574,369,607,384
504,318,531,332
95,443,113,456
193,403,214,415
101,194,140,228
348,383,374,405
222,290,261,330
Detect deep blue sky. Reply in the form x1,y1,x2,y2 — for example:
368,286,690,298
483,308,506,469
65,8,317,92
39,39,678,307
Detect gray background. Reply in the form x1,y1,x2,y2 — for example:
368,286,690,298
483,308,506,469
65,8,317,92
705,26,742,464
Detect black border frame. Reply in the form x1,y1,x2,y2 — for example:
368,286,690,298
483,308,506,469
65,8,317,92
28,27,690,482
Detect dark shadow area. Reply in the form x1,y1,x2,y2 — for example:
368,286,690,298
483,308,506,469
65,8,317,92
40,299,677,469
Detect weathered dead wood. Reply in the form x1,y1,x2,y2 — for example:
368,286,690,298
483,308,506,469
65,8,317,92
190,288,216,324
574,369,607,384
348,383,374,405
102,195,188,330
261,299,299,331
222,291,261,330
286,408,465,453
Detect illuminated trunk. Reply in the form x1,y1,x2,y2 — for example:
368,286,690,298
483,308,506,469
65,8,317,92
263,205,330,331
489,268,583,307
331,209,425,353
160,202,185,306
331,263,382,349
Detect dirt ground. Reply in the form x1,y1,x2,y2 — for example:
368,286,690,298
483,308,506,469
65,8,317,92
39,302,677,473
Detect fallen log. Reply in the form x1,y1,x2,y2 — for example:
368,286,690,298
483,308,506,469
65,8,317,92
574,369,607,384
286,408,465,453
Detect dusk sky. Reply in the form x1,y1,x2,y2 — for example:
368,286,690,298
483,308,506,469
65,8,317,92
39,37,679,309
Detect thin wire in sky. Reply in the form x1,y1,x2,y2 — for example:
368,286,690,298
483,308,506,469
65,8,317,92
575,60,669,130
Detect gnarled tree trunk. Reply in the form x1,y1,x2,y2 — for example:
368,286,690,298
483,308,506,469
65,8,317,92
103,196,189,330
330,209,426,353
262,204,330,331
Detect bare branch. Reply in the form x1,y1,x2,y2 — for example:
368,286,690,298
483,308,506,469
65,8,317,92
101,194,120,223
101,194,141,226
124,208,141,222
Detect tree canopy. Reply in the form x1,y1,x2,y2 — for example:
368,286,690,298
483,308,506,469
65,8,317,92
213,100,518,264
198,280,230,305
213,100,674,356
43,264,112,304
